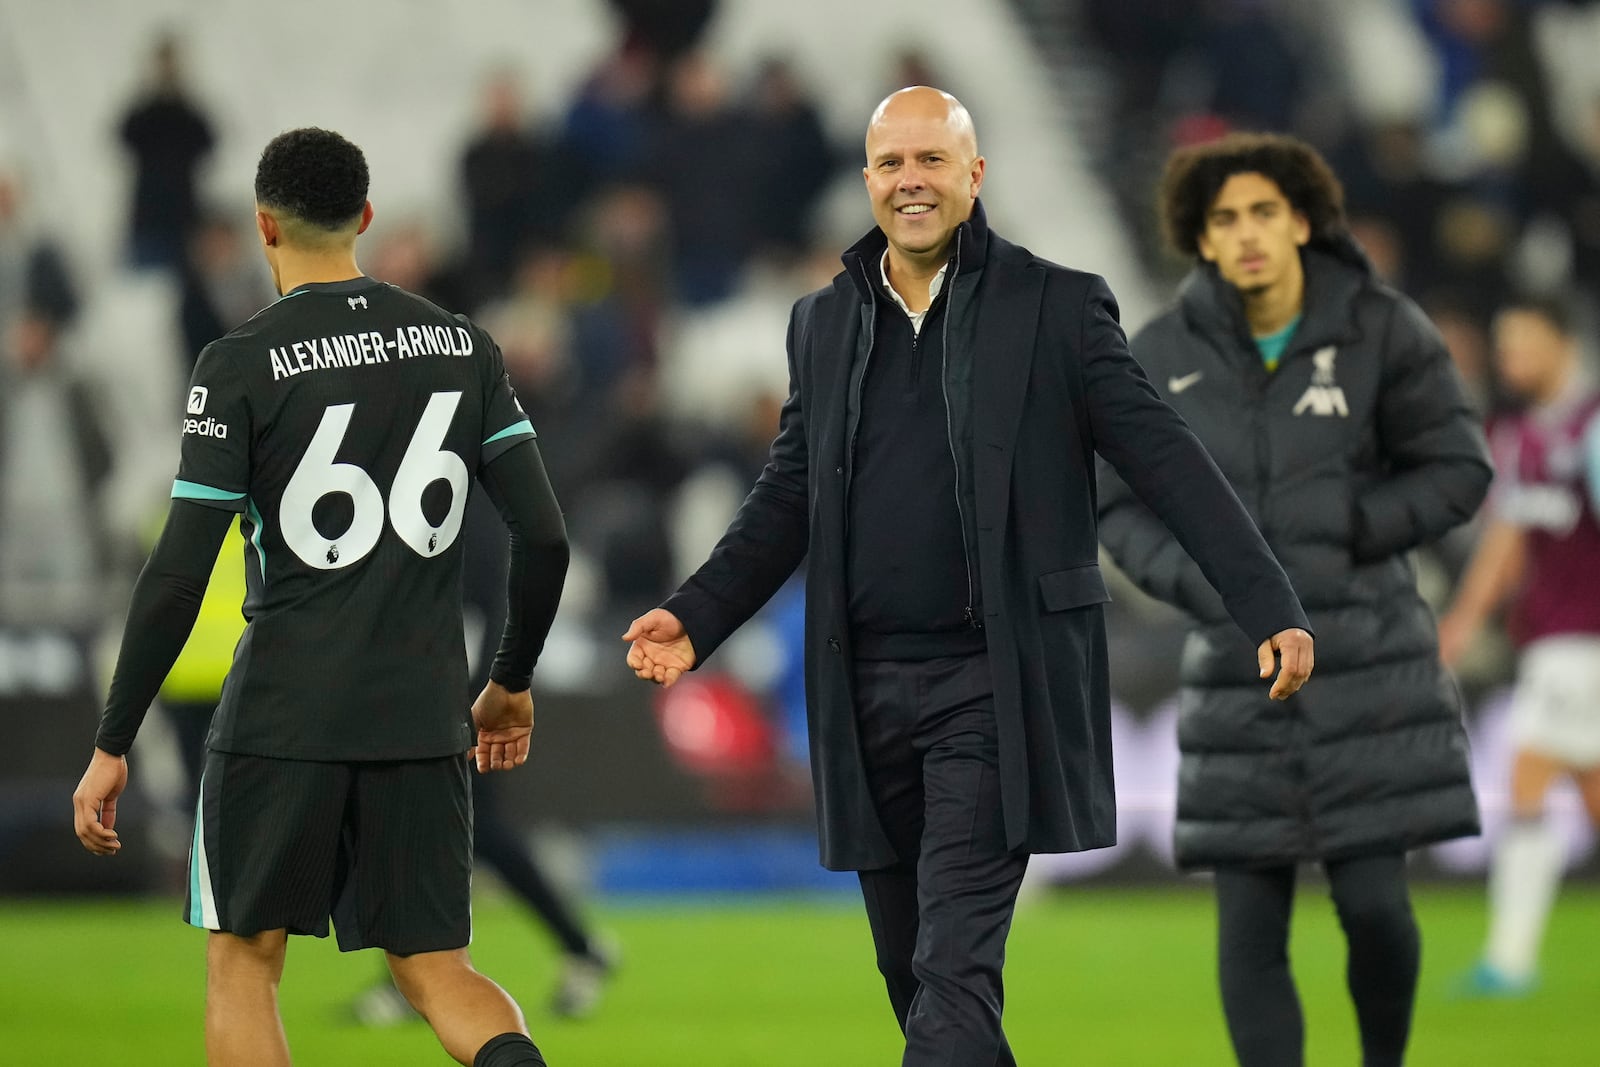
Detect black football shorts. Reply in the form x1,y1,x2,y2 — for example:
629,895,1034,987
184,750,473,955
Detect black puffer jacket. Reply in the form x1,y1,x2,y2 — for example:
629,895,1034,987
1099,242,1491,868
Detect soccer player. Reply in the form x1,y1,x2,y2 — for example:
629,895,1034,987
1439,295,1600,995
71,128,566,1067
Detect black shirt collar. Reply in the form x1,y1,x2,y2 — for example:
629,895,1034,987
284,276,383,297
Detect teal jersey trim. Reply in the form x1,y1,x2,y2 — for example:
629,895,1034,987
245,498,267,583
483,420,535,446
187,766,219,929
186,800,203,926
1254,314,1302,371
172,479,245,502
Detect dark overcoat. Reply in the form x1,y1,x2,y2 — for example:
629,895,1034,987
666,205,1309,870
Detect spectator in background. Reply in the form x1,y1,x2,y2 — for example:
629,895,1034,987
179,212,274,370
1099,133,1490,1067
1195,0,1306,133
1438,296,1600,998
1421,290,1499,415
363,220,470,316
745,57,838,260
581,184,670,376
0,308,111,631
571,367,694,611
606,0,717,64
884,46,948,98
647,51,760,305
117,33,215,272
0,166,77,331
0,167,106,631
479,246,583,457
1336,122,1453,292
562,42,659,189
460,70,585,309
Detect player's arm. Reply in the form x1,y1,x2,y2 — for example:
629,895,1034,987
75,499,232,854
469,438,569,772
478,438,569,692
95,500,234,754
1436,516,1525,667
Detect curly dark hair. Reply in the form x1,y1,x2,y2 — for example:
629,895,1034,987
254,127,369,231
1158,132,1346,260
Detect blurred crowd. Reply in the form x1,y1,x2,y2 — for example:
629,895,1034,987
1085,0,1600,409
3,0,1596,738
1078,0,1600,702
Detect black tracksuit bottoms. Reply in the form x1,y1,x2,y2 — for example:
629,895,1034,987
1214,853,1420,1067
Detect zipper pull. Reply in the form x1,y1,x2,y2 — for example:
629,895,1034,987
965,606,983,630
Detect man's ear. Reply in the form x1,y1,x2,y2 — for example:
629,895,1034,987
256,209,279,247
356,200,374,236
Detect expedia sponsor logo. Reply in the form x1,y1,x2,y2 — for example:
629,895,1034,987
183,416,229,439
187,386,209,414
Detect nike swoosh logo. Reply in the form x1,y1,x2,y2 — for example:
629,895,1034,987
1168,371,1204,394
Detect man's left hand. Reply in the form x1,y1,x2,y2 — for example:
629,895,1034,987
470,680,533,772
1258,628,1314,701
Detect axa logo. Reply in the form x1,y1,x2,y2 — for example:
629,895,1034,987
187,386,208,415
183,416,229,439
1293,346,1348,417
348,295,368,310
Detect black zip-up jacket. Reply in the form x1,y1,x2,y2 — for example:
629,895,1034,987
1099,241,1491,868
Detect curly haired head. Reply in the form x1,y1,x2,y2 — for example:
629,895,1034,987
254,128,369,243
1158,132,1345,260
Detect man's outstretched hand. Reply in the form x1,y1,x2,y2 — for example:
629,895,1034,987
471,680,533,772
623,609,697,688
73,748,128,855
1258,628,1314,701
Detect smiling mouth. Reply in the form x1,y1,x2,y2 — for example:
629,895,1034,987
897,204,935,217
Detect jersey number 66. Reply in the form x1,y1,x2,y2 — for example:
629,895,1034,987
280,391,468,570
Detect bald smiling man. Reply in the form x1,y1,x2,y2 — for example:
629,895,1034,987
624,87,1314,1063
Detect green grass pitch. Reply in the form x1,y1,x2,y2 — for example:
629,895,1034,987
4,884,1596,1064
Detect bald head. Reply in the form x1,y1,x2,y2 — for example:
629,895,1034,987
866,86,978,161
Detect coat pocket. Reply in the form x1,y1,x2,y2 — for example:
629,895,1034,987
1037,563,1111,612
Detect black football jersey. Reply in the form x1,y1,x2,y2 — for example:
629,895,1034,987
173,277,535,760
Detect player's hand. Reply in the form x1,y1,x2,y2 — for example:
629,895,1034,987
623,609,697,688
470,680,533,773
1258,628,1314,701
73,748,129,855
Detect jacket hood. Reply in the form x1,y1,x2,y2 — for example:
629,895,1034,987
837,198,991,304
